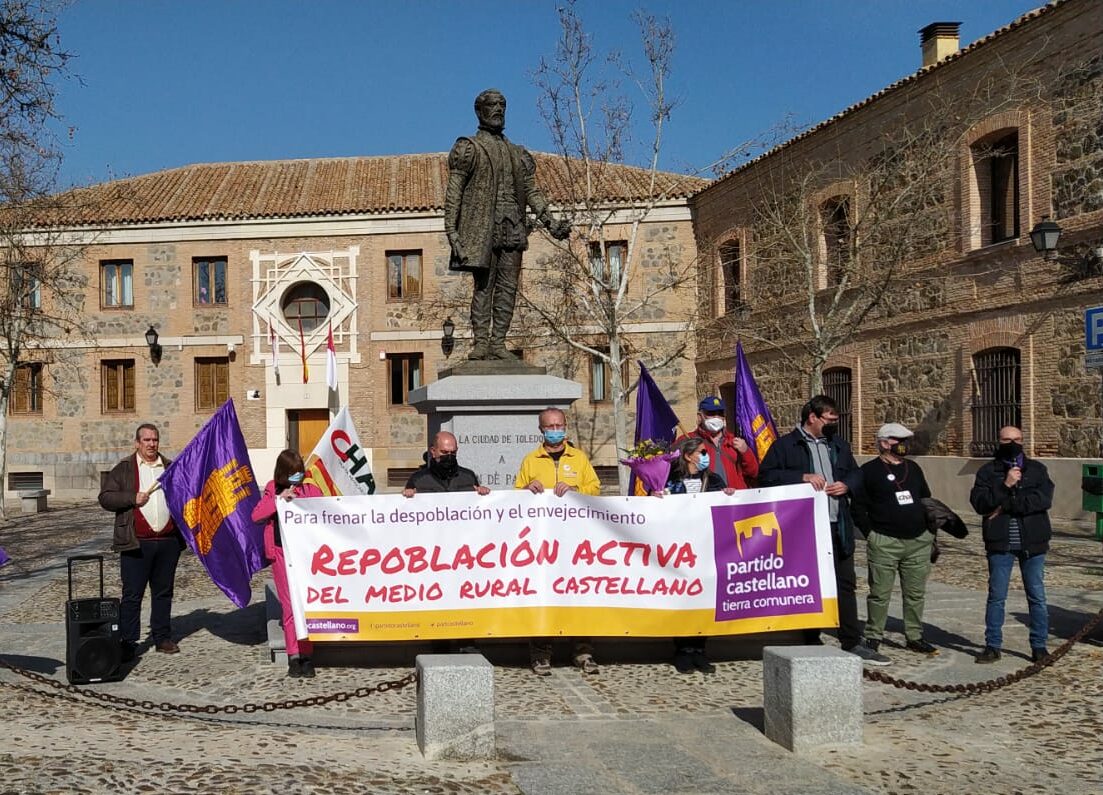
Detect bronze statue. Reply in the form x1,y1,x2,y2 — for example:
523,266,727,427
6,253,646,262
444,89,571,361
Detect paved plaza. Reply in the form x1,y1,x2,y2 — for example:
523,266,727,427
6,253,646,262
2,504,1102,794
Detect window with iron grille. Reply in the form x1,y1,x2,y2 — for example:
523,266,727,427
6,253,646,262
823,367,853,445
8,472,43,490
971,347,1020,457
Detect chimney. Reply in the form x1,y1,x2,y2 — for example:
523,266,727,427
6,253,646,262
919,22,960,68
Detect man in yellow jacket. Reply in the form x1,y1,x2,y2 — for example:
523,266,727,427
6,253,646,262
515,407,601,675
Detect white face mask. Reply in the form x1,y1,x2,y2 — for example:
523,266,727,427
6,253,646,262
703,417,726,433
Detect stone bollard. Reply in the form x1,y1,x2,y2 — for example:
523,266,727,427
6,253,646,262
762,645,862,753
18,489,49,514
416,654,494,760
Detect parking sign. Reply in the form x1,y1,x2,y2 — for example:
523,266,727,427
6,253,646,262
1088,306,1103,351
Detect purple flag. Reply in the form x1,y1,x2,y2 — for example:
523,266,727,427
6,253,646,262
631,362,682,494
735,341,778,461
161,399,263,608
0,546,10,568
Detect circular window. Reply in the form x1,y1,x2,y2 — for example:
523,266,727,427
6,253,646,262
281,282,330,332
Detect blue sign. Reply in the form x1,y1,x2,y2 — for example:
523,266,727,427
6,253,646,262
1088,306,1103,351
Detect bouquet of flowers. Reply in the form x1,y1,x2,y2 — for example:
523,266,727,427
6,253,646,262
620,439,680,495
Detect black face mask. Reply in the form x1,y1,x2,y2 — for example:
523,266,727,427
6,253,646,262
996,441,1023,462
888,441,908,457
430,453,459,478
822,422,839,440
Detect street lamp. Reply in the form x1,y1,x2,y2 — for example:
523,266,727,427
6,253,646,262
144,325,162,364
1029,217,1062,260
441,317,455,358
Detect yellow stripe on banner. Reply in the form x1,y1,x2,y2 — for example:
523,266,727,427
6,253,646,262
306,599,840,641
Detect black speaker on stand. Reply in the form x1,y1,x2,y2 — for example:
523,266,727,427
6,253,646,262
65,555,123,685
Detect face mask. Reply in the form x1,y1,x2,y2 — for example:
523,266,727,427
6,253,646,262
430,453,459,476
288,472,305,484
996,441,1023,462
703,417,726,433
543,429,566,446
822,422,839,440
888,441,908,456
697,452,710,470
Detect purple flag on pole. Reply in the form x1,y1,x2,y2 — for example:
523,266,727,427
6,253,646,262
0,545,10,568
160,399,263,608
631,362,682,494
735,341,778,462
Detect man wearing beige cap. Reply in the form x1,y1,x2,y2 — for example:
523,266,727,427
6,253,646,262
852,422,937,657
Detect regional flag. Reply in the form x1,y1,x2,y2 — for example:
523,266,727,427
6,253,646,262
631,361,683,495
0,545,10,568
298,317,309,383
735,341,778,460
304,406,376,496
160,399,264,608
325,322,338,391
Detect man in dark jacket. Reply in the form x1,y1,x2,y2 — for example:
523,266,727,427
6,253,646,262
759,395,885,664
98,423,183,661
403,431,490,496
969,425,1054,664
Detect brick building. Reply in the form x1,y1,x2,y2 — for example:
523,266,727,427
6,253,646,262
7,153,702,498
691,0,1102,520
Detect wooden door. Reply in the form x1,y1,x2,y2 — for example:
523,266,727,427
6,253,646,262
288,409,331,458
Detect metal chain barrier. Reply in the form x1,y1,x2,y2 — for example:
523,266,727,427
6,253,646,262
863,606,1103,693
0,655,416,715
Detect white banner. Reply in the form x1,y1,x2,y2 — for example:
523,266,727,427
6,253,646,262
278,485,837,641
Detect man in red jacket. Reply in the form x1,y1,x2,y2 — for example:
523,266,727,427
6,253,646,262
677,396,759,489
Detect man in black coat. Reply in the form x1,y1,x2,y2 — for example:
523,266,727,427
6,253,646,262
403,431,490,496
759,395,888,665
969,425,1054,664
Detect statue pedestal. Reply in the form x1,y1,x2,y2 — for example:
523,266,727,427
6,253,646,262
408,364,581,489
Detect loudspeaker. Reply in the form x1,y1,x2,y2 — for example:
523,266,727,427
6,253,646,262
65,556,124,685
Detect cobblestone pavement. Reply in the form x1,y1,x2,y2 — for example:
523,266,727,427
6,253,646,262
1,504,1102,794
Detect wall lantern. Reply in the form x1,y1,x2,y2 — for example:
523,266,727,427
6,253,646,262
1029,216,1062,260
145,325,162,364
441,317,456,358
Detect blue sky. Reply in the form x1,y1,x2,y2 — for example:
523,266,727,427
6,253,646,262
52,0,1043,188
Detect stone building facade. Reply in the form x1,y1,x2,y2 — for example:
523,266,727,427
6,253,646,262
7,154,702,498
691,0,1102,520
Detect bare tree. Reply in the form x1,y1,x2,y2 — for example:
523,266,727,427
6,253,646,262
0,0,89,516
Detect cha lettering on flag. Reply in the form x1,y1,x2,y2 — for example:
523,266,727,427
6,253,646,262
304,407,376,496
160,399,264,608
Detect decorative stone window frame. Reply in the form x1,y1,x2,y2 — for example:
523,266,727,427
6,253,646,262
249,247,360,364
961,326,1033,457
961,111,1033,253
711,227,748,319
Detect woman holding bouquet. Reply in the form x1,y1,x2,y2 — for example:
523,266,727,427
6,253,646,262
653,437,735,674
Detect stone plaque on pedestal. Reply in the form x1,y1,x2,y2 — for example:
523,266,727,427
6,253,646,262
408,364,581,490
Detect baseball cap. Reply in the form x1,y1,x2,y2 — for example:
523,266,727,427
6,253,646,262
876,422,914,440
699,396,725,412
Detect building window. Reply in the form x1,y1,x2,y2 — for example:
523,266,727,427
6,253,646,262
10,363,43,414
101,260,134,308
387,251,422,300
101,359,135,413
971,347,1020,457
387,353,422,406
194,257,228,306
195,357,230,411
823,367,853,445
718,240,742,313
281,281,330,333
12,263,41,310
820,197,851,286
971,130,1020,246
589,240,626,283
589,349,627,403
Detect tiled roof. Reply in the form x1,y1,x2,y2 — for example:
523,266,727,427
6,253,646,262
41,152,705,227
704,0,1068,190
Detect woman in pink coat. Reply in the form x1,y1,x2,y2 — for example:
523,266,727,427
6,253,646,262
252,449,322,678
